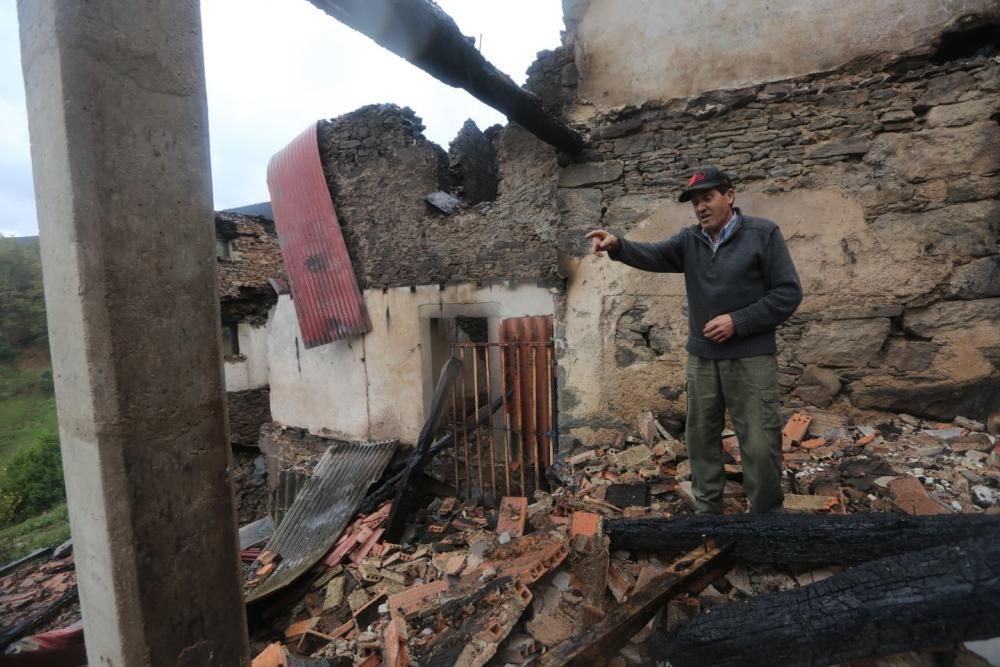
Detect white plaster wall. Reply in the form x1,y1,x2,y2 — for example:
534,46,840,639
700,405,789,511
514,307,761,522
571,0,1000,114
268,282,555,443
267,295,369,440
224,321,270,392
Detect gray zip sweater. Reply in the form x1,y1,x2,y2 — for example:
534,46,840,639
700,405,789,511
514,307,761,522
609,208,802,360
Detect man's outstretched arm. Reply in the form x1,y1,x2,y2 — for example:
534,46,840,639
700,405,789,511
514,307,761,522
585,229,685,273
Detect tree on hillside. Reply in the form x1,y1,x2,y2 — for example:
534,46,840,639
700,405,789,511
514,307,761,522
0,236,47,360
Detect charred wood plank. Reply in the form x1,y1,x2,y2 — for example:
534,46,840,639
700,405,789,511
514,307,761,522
384,356,461,542
607,512,1000,566
655,537,1000,667
357,392,506,516
534,542,734,667
306,0,584,154
0,587,79,652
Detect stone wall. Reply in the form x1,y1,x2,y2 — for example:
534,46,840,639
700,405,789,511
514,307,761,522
317,105,561,290
226,386,271,447
448,120,499,204
556,47,1000,443
216,212,283,324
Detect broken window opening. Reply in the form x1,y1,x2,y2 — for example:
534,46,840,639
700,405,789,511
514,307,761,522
216,238,232,260
931,18,1000,63
222,322,240,357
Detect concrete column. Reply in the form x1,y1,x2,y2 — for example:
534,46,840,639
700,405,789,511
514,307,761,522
18,2,249,665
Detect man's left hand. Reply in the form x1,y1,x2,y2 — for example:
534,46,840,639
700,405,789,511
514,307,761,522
703,314,735,343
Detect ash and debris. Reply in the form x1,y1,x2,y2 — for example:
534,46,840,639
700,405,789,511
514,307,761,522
231,407,998,667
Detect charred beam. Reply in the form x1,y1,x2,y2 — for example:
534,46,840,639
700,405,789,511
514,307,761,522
384,356,462,542
607,513,1000,566
305,0,584,154
655,537,1000,667
535,542,734,667
357,392,507,516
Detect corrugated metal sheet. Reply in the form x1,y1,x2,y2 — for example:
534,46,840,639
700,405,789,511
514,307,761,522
500,317,556,489
445,318,557,503
238,516,273,550
245,440,396,602
270,469,309,530
267,122,372,348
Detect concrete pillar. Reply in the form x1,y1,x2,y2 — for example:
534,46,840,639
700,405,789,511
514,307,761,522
18,2,249,665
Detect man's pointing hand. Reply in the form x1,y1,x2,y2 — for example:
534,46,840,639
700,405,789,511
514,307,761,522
585,230,620,256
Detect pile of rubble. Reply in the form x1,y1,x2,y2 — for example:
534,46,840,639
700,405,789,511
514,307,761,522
243,409,999,667
2,405,998,665
0,546,78,652
552,409,999,520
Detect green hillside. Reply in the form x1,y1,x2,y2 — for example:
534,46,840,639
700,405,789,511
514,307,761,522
0,235,66,560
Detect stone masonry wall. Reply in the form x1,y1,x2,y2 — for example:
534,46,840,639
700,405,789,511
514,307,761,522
317,105,561,290
216,212,283,324
557,47,1000,442
226,386,271,447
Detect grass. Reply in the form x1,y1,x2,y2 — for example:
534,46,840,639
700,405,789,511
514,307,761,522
0,346,58,467
0,344,67,563
0,502,70,562
0,395,58,468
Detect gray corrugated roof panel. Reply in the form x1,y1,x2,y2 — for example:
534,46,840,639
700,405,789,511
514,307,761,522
245,440,397,602
238,516,273,550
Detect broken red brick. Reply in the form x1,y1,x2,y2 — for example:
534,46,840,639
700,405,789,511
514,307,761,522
889,477,949,516
251,642,288,667
497,496,528,537
383,616,410,667
350,528,385,564
800,438,826,450
284,616,318,639
569,511,601,538
782,413,812,451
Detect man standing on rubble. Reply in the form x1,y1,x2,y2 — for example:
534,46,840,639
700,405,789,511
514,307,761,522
585,167,802,514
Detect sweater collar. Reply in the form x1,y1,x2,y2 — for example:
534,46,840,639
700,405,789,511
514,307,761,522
697,207,743,248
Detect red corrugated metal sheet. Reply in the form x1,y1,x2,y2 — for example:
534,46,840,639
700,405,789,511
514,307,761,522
500,316,556,484
267,122,371,348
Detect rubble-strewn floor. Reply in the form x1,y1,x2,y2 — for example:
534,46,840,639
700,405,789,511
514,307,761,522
2,411,996,664
243,410,998,666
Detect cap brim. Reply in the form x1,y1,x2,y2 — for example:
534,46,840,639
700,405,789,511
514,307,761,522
678,179,723,202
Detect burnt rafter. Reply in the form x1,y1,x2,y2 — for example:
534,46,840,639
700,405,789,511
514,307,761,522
305,0,584,154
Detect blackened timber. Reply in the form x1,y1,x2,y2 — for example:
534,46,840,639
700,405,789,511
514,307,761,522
306,0,584,154
534,542,734,667
607,513,1000,566
357,392,507,516
655,537,1000,667
383,356,461,542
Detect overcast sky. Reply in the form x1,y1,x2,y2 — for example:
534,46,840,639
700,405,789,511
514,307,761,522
0,0,563,237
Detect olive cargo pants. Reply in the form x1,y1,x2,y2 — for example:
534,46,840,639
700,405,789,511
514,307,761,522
686,353,784,513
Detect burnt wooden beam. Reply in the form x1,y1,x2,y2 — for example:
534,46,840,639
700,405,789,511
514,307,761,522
305,0,584,154
534,541,734,667
607,512,1000,566
383,356,461,542
655,537,1000,667
357,391,507,516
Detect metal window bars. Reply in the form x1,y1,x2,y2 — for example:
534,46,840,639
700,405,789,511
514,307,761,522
444,339,556,505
